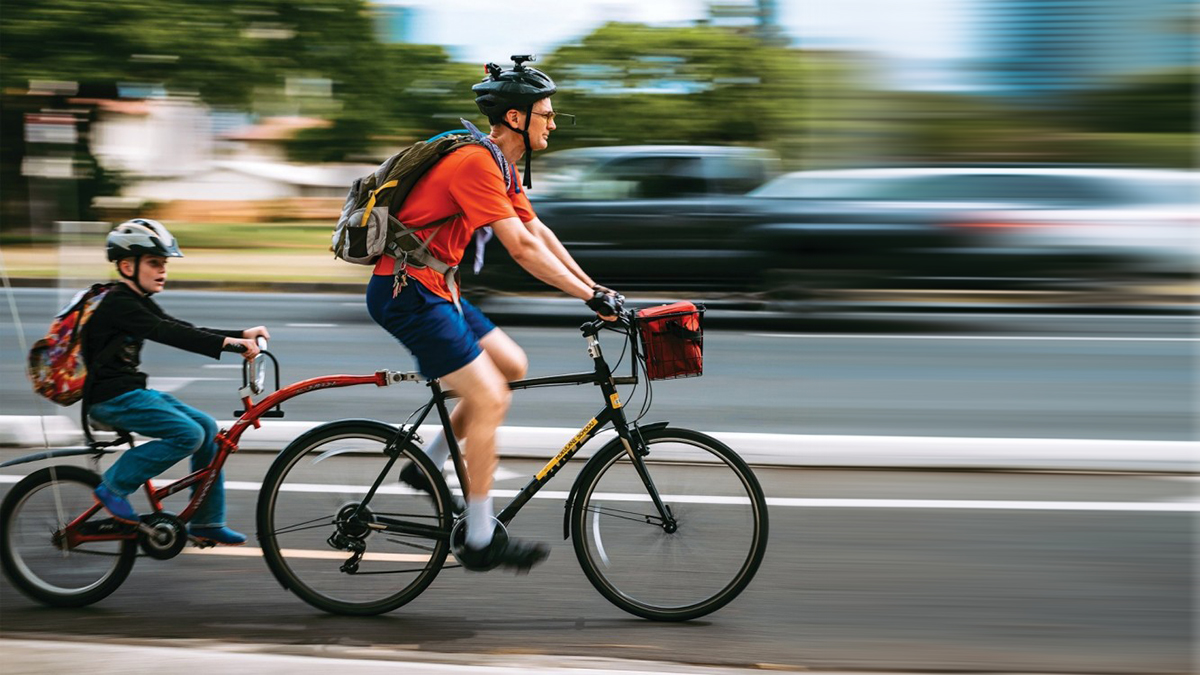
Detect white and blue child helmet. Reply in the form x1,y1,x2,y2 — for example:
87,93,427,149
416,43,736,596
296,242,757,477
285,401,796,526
106,218,184,262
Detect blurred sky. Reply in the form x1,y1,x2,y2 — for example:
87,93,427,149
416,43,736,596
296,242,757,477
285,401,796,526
387,0,969,63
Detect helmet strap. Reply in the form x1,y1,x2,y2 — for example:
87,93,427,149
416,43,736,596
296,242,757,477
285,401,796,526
496,107,536,189
117,255,153,296
520,104,533,189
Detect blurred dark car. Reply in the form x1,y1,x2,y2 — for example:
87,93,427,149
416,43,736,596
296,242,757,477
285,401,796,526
466,156,1197,299
465,145,782,294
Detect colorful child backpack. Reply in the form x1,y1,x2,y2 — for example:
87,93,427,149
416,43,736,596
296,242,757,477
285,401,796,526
27,283,115,405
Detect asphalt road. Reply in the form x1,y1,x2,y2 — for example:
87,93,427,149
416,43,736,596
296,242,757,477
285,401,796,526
0,453,1193,674
1,289,1195,673
1,288,1194,440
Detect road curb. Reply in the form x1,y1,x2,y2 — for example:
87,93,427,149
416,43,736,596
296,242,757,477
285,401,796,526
2,416,1195,473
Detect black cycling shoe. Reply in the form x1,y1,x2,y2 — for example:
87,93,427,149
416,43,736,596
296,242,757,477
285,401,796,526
399,461,464,515
455,528,550,574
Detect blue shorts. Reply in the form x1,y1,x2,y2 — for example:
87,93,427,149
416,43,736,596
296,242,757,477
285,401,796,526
366,274,497,379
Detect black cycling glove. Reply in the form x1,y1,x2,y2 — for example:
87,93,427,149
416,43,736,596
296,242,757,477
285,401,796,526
586,290,621,318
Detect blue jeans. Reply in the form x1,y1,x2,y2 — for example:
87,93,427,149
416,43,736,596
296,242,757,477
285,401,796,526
89,389,227,528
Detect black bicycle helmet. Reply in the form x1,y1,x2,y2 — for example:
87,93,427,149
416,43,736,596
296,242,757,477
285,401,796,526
472,55,557,188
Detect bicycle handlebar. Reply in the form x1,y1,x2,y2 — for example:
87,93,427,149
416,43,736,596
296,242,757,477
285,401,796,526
223,338,271,395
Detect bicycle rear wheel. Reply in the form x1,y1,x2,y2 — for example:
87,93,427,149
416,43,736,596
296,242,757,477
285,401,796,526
1,465,137,607
570,427,768,621
256,419,453,616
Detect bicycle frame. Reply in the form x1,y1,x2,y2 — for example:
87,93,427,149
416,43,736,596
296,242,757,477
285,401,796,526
21,367,419,547
32,315,656,547
353,317,676,537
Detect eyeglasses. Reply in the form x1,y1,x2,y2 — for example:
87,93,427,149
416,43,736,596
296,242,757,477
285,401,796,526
530,110,575,126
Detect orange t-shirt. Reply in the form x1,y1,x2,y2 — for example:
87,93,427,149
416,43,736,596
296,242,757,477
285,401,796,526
372,145,536,301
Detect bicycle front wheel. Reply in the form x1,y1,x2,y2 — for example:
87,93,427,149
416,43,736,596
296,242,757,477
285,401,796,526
570,427,768,621
256,419,453,616
1,465,137,607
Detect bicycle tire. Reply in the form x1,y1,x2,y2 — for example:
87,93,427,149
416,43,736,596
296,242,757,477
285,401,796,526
1,465,138,607
570,427,768,621
256,419,453,616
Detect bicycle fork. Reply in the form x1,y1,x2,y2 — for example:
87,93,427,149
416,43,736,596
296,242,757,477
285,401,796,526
620,424,678,532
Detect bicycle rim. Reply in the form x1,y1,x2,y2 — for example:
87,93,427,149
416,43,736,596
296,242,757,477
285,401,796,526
258,422,451,615
572,430,768,621
1,466,136,607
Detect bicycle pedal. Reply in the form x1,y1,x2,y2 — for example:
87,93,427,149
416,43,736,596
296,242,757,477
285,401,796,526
190,537,217,549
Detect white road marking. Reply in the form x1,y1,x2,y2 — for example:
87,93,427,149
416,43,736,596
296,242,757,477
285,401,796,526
285,323,338,328
201,364,245,369
831,312,1196,321
144,377,231,392
1,474,1195,511
748,333,1198,342
184,546,437,563
237,480,1200,512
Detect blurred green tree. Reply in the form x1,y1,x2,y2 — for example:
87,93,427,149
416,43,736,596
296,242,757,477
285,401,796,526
1067,68,1196,135
0,0,393,227
0,0,378,106
285,43,480,162
538,23,860,165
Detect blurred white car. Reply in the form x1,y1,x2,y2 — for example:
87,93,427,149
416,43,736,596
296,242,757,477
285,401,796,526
752,167,1199,280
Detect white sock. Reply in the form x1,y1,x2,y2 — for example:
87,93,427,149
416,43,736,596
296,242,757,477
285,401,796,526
424,429,451,469
465,496,495,550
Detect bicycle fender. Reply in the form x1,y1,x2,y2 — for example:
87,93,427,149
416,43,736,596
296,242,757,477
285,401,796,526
0,447,118,468
561,421,670,540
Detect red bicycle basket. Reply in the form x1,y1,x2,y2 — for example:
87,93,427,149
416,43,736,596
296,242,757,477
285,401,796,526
635,301,705,381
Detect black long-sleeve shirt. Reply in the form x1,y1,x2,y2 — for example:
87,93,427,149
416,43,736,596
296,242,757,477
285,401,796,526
84,284,242,404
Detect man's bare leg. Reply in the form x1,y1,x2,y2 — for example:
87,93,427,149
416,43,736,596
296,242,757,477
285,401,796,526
439,353,509,549
422,329,527,467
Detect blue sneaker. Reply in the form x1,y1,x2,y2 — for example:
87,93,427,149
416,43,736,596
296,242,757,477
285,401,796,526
93,484,138,524
188,525,246,546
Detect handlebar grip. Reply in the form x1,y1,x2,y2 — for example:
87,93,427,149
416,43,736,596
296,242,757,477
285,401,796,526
586,290,623,318
222,342,248,354
256,337,269,351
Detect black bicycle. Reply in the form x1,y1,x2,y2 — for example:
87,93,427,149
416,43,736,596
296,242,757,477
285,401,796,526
255,301,769,621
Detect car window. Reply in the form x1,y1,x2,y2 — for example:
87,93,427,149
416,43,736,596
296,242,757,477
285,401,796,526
707,155,774,194
526,153,594,199
748,174,878,199
919,175,1115,203
589,155,709,199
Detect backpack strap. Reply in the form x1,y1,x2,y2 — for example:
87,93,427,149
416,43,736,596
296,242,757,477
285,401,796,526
78,286,125,446
386,212,464,310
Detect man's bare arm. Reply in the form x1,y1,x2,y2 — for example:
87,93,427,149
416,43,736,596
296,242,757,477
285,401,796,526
491,217,593,299
524,217,598,290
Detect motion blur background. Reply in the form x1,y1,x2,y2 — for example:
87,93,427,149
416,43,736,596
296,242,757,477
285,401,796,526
1,0,1194,305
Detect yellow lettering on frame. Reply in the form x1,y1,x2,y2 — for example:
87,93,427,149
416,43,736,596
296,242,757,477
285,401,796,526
536,418,598,480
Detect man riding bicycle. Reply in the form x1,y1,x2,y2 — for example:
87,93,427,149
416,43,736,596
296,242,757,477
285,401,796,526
365,56,619,572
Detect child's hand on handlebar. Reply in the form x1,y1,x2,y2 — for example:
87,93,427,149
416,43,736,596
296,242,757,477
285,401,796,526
223,337,261,359
242,326,271,341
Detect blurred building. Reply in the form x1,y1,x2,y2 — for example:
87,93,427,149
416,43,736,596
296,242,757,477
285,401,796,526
708,0,786,44
90,97,213,179
975,0,1197,100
